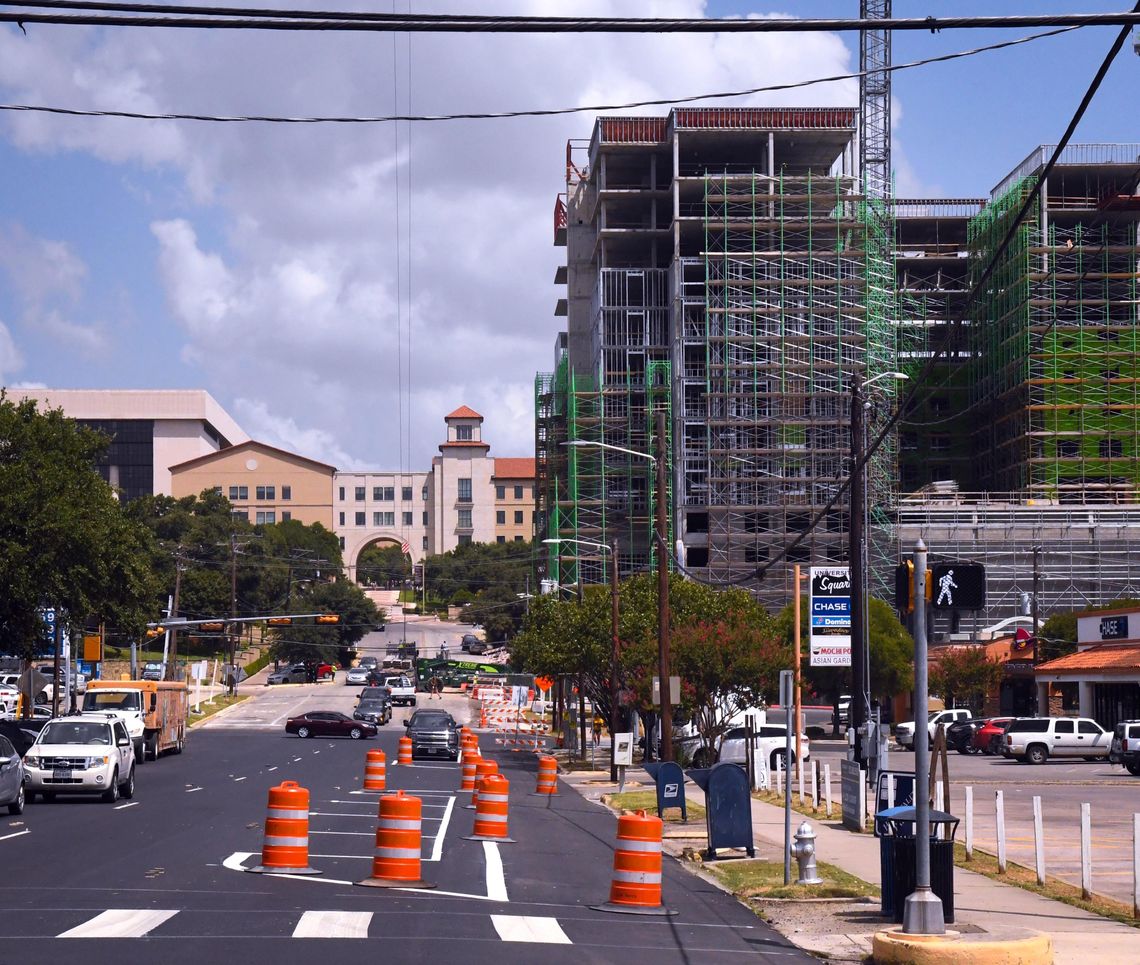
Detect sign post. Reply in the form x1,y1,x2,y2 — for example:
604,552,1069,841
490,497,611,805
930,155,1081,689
780,669,794,884
809,567,852,667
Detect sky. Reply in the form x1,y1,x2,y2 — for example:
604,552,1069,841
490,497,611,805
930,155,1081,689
0,1,1136,471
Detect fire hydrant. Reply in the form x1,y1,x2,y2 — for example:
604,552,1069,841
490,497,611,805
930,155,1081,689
790,820,823,885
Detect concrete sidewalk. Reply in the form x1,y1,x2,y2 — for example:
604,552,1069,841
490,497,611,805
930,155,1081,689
560,766,1138,964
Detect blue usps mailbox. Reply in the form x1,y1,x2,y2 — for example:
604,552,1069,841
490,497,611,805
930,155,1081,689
643,761,687,821
687,762,754,860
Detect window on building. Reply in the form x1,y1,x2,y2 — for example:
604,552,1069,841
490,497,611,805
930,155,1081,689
402,486,413,502
514,485,523,499
457,478,472,503
256,485,276,500
514,511,523,524
497,535,505,544
929,435,950,453
422,536,428,550
496,511,506,524
458,535,472,546
458,508,472,528
531,486,536,497
355,487,366,501
256,511,276,525
373,512,383,526
339,536,345,550
1100,438,1123,458
339,487,345,501
355,512,366,526
231,509,248,521
229,485,249,501
514,535,524,542
373,486,382,501
282,511,292,522
421,486,429,501
212,486,222,495
457,425,473,441
281,485,291,501
383,512,394,526
403,512,413,526
531,511,536,523
422,511,429,525
496,485,506,499
339,511,345,525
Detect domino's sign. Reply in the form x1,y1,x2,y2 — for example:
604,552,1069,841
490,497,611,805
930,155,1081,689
809,566,852,667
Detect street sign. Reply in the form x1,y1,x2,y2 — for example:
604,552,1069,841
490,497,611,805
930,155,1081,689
809,566,851,666
651,675,681,705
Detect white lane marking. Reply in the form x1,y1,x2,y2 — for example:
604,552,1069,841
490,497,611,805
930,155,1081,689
185,787,203,793
292,911,371,939
222,850,354,885
310,812,380,818
491,915,571,945
234,777,247,783
113,802,139,811
223,851,255,872
484,841,508,902
267,766,278,772
428,796,455,863
0,830,30,843
59,909,179,939
310,854,374,860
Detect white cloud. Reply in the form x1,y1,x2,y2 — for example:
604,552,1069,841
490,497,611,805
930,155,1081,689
0,1,861,467
0,319,24,384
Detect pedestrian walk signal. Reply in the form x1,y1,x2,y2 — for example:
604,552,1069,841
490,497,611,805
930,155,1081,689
894,561,932,614
930,562,986,610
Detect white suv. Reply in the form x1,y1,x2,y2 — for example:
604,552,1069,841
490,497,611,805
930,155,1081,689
896,709,972,750
24,715,136,803
1003,717,1110,764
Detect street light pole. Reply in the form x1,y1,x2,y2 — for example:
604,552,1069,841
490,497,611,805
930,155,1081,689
655,409,673,763
609,537,620,782
849,380,866,767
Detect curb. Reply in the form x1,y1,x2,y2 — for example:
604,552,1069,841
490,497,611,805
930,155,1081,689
189,693,251,729
872,926,1052,965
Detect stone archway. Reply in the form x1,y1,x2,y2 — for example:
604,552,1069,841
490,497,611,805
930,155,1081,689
347,533,413,587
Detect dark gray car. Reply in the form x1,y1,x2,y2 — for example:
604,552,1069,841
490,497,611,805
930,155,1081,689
0,735,25,814
404,710,459,761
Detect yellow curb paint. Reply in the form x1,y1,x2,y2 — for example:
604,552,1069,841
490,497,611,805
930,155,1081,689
872,927,1052,965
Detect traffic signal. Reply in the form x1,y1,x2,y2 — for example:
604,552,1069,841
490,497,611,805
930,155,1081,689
893,561,933,613
267,617,293,627
315,614,340,625
145,626,165,638
930,562,986,610
199,621,226,633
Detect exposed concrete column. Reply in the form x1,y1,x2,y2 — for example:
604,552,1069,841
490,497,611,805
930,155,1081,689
1037,680,1050,716
1078,679,1094,719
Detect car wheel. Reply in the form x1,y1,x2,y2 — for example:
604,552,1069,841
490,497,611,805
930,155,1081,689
1026,745,1048,765
120,767,135,800
1126,763,1140,776
8,783,24,815
297,726,311,739
103,770,120,803
964,742,981,755
134,740,146,764
146,734,159,761
349,728,363,740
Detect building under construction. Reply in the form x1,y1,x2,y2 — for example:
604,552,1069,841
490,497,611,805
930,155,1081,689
536,107,901,607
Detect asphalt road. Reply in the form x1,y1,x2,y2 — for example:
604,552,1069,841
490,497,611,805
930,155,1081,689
0,685,813,964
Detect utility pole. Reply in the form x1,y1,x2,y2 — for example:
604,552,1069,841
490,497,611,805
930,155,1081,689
849,381,866,767
1032,544,1042,641
610,537,621,782
166,556,184,682
655,408,673,762
229,533,238,696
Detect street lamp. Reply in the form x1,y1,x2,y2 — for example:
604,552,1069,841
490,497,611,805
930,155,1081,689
545,537,621,781
564,410,673,761
850,370,909,767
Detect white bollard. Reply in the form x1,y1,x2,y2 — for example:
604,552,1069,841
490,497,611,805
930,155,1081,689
1133,813,1140,919
1081,802,1092,899
887,774,896,809
935,779,945,814
775,758,783,796
810,759,819,810
823,763,833,818
798,758,805,806
996,790,1007,873
1032,795,1046,885
965,786,973,859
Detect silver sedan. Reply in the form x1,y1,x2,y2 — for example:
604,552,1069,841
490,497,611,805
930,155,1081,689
345,666,371,686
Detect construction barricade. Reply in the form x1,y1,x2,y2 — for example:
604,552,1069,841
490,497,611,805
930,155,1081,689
357,790,434,889
466,759,499,810
593,810,674,915
460,749,480,792
464,773,515,843
247,780,320,875
533,755,558,795
397,736,413,766
363,748,387,791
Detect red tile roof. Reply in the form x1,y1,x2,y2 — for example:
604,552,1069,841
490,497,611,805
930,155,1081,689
1036,644,1140,674
494,458,536,480
446,405,483,420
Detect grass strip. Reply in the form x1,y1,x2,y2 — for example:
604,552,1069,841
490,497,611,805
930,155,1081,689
954,843,1139,927
603,790,706,822
188,693,249,726
708,858,879,900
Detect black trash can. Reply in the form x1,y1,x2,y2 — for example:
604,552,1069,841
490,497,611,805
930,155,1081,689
874,806,958,924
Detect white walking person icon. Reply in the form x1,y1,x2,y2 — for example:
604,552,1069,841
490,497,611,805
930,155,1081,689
937,569,957,606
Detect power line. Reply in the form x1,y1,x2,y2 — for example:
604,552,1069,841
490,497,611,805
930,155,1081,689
0,25,1082,125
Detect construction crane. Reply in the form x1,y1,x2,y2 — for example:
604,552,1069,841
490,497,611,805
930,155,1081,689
860,0,891,204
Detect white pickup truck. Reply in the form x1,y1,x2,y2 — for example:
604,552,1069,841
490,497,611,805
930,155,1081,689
896,708,973,750
382,675,416,707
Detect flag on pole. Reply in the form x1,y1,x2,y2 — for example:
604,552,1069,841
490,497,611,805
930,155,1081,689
401,540,410,555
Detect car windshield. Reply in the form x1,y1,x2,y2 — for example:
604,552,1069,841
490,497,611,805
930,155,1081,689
410,713,451,727
39,721,112,745
82,691,142,712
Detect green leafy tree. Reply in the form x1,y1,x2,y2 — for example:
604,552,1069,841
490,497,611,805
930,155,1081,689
929,647,1004,711
269,579,378,666
0,395,161,661
422,539,533,639
356,543,410,588
1040,599,1140,662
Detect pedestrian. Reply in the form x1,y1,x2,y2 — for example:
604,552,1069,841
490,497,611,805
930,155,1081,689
593,714,604,747
430,675,443,699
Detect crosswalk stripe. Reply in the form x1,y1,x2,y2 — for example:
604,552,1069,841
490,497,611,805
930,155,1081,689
58,909,179,939
490,915,572,944
292,911,373,938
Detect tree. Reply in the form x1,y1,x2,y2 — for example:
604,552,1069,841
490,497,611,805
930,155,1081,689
421,539,533,640
1040,598,1140,662
269,579,378,666
929,647,1004,710
356,543,410,588
0,394,161,662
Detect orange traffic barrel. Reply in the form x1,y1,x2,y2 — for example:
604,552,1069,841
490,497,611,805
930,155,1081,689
247,781,321,875
363,748,387,791
479,707,488,727
397,736,413,766
465,758,499,810
356,790,435,889
459,749,480,792
594,810,675,916
465,773,515,843
533,755,558,795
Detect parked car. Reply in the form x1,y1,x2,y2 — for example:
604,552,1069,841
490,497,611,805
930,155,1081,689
1003,716,1110,763
715,723,812,770
0,734,26,814
946,718,984,755
23,715,136,803
1109,720,1140,775
267,664,308,685
316,663,337,681
359,656,379,670
0,718,51,757
345,666,372,687
460,634,489,655
285,711,377,740
896,709,973,750
353,692,392,726
141,662,164,681
972,717,1014,755
403,709,459,760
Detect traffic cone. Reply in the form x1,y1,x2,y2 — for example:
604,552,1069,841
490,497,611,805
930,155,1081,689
363,748,387,791
593,810,675,915
247,781,321,875
464,773,515,843
356,790,435,889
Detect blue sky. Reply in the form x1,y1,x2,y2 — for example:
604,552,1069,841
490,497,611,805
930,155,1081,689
0,2,1136,469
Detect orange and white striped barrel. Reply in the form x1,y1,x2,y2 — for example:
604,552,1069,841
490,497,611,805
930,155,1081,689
465,773,515,843
459,749,480,792
363,748,387,791
599,810,672,914
356,790,434,889
466,758,499,810
534,755,558,795
397,736,413,766
248,781,320,875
